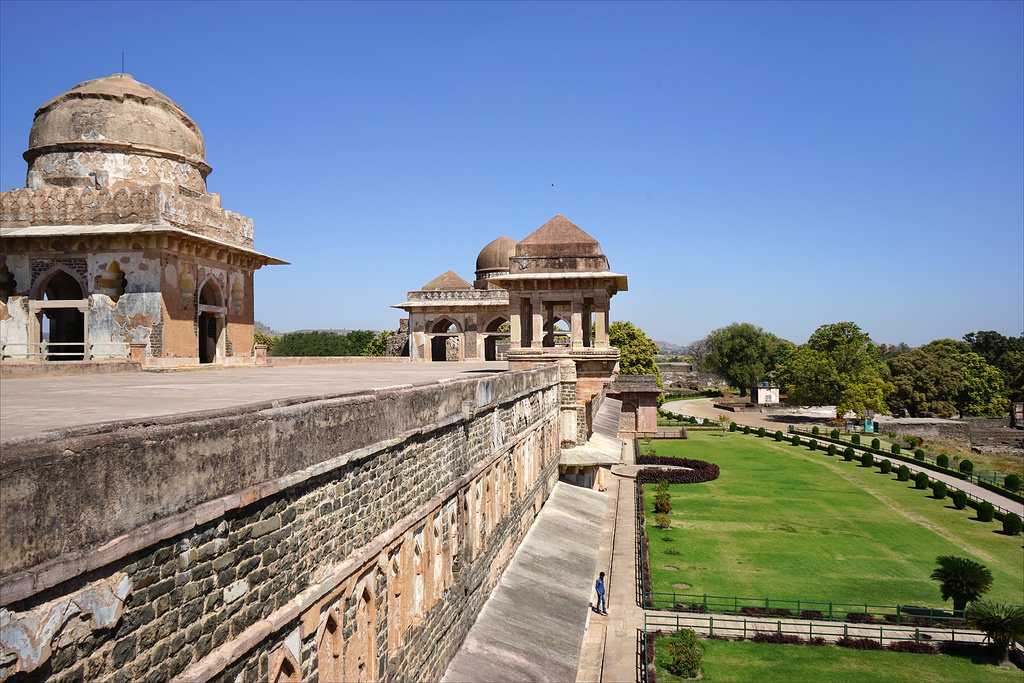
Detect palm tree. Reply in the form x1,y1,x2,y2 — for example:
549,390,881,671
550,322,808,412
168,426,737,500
930,555,993,613
967,601,1024,665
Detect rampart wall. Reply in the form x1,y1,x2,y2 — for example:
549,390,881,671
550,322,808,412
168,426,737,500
0,365,561,683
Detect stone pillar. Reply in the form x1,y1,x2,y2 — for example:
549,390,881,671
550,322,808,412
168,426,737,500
594,307,608,348
570,297,583,350
505,294,520,350
557,359,578,447
530,296,544,349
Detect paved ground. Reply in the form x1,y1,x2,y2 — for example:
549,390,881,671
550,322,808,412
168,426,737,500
442,481,607,683
663,399,1023,514
0,361,506,442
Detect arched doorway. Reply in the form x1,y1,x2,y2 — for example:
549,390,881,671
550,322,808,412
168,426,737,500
430,319,461,362
197,279,225,364
37,269,85,361
484,317,509,361
544,317,571,348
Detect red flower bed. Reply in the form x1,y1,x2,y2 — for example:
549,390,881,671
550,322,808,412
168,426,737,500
636,458,720,484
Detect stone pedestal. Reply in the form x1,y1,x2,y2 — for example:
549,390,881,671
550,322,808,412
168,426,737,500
254,343,269,366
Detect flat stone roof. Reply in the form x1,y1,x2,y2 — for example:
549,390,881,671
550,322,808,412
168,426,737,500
0,361,506,442
442,481,607,683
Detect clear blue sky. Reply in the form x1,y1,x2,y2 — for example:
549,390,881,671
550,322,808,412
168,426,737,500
2,1,1021,345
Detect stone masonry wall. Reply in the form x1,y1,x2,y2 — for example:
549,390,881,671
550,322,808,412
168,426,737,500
0,366,560,683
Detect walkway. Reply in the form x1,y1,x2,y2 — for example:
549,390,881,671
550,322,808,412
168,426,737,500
442,481,607,683
0,360,506,442
662,400,1022,514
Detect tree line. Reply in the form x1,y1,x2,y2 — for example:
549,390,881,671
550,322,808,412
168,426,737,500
253,329,392,357
694,322,1022,418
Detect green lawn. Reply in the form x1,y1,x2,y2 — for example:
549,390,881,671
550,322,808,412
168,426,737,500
644,432,1023,607
653,638,1021,683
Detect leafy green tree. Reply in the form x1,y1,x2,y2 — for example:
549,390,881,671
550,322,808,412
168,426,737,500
964,330,1024,402
609,321,661,384
364,330,393,356
272,330,376,356
777,322,890,418
967,601,1024,665
930,555,993,612
699,322,793,396
888,339,1009,417
253,331,278,354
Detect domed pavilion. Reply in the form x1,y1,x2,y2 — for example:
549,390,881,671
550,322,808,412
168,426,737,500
0,73,285,365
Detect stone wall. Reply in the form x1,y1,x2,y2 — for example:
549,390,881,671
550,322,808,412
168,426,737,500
0,366,561,683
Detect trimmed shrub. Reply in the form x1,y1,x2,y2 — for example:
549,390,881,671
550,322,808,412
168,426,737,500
951,490,967,509
774,431,783,441
891,444,901,455
936,454,949,468
636,460,721,485
788,424,795,433
1004,474,1021,492
976,501,995,522
914,472,929,489
655,513,671,529
879,459,892,474
743,425,750,435
751,632,803,645
930,481,947,499
887,641,937,654
757,427,765,438
729,422,737,432
812,426,820,435
664,629,704,678
860,450,873,468
871,438,880,450
654,492,672,514
830,428,840,439
914,448,925,460
791,434,800,446
1002,513,1022,536
843,447,855,461
845,612,875,624
809,439,818,451
897,465,910,481
837,637,883,650
959,459,973,474
827,444,837,457
851,434,861,445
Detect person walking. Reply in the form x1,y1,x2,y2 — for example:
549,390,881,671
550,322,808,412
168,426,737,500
595,571,608,615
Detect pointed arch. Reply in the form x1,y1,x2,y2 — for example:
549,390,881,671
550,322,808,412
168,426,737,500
269,644,300,683
317,608,342,683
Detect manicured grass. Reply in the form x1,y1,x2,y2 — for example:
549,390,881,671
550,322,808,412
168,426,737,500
653,638,1021,683
644,432,1023,606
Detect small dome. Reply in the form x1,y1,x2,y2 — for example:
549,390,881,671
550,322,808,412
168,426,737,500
25,73,209,177
475,236,516,275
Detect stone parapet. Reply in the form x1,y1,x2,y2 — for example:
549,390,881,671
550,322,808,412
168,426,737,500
0,184,254,248
0,365,561,683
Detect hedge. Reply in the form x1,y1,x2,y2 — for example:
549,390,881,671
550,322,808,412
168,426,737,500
936,454,949,468
851,434,861,445
871,438,881,450
976,502,995,522
636,459,721,484
879,459,892,474
914,472,929,489
1006,474,1022,492
791,435,800,446
843,447,855,461
774,431,783,441
897,465,910,481
890,444,901,455
951,490,967,509
860,451,873,467
930,480,947,499
1003,513,1022,536
959,459,973,474
827,444,837,456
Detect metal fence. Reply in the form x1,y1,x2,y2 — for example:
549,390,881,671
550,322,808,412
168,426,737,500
642,611,983,645
645,591,971,627
1,341,129,360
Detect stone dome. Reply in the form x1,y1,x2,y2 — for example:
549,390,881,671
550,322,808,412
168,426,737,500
475,236,516,276
24,73,210,181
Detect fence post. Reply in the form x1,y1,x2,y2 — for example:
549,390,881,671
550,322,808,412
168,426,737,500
734,596,738,612
915,628,920,642
673,590,676,607
709,615,714,638
879,625,883,646
809,621,813,639
844,623,848,638
743,619,747,640
896,604,901,625
777,620,781,635
951,627,955,642
828,601,833,620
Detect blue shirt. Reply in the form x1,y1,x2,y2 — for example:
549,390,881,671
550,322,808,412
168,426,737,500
595,578,605,595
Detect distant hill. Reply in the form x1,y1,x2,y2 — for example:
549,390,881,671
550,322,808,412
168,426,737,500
655,340,690,355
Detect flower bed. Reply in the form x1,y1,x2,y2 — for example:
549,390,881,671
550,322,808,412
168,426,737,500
636,458,721,484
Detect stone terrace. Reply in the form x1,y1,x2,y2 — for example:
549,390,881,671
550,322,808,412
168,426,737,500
0,360,507,442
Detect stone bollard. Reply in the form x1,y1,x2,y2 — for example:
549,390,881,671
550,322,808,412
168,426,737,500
128,342,147,364
254,343,269,366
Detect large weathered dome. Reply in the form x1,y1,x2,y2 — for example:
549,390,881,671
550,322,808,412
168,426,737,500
24,73,210,179
475,236,516,275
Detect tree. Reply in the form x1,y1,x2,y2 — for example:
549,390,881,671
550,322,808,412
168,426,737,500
930,555,993,612
609,321,661,384
253,331,278,354
964,330,1024,403
698,323,793,396
364,330,393,357
967,601,1024,665
272,330,377,356
777,322,889,418
888,340,1009,417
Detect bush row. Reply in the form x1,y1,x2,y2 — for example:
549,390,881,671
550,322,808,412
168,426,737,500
788,428,1024,504
636,459,721,485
